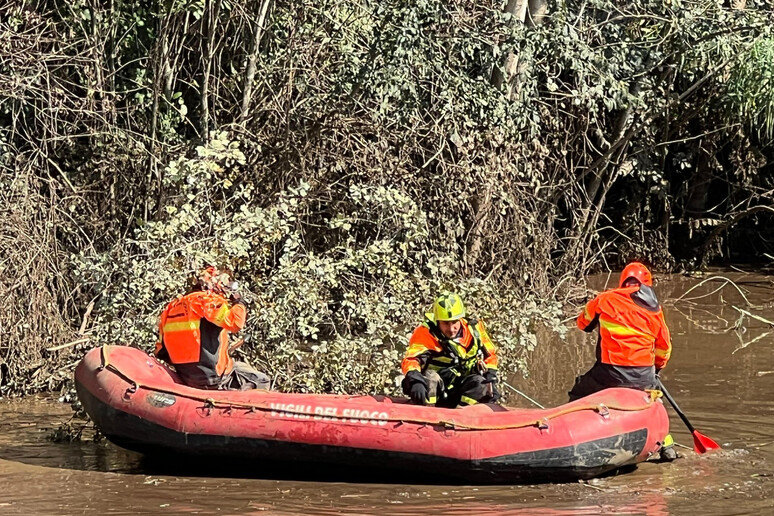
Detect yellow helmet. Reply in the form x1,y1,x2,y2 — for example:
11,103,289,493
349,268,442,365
432,293,466,321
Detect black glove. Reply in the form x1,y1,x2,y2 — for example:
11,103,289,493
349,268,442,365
483,370,500,403
402,370,428,405
410,382,428,405
229,291,245,305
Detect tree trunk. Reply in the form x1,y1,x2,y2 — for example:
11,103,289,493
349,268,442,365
490,0,529,92
464,183,494,273
685,137,718,218
490,0,547,99
201,0,222,140
240,0,273,124
469,0,548,272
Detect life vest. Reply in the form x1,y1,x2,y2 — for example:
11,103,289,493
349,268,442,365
402,317,498,389
155,290,245,386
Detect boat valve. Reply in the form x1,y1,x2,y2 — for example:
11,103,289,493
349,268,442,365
537,418,550,430
596,404,610,419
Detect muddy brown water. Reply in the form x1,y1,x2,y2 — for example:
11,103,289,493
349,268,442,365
1,272,773,515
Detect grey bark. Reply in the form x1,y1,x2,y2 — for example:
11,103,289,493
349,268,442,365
490,0,547,99
201,0,223,140
240,0,273,123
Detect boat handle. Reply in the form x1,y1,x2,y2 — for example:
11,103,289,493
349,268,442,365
123,383,138,401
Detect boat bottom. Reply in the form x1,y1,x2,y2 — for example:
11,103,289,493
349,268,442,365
77,381,649,484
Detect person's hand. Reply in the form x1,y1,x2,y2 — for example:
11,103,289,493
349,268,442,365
410,382,428,405
402,370,428,405
490,383,501,403
229,291,244,304
483,370,500,403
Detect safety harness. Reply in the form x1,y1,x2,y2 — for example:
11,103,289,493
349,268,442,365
425,317,489,390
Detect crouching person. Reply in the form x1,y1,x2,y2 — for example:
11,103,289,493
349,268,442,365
154,265,270,391
569,262,677,461
401,294,499,408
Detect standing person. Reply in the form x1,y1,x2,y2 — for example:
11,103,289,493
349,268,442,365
154,266,270,391
570,261,677,461
401,293,499,408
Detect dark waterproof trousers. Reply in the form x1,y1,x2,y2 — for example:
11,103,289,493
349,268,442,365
424,370,495,408
568,362,657,402
202,361,271,391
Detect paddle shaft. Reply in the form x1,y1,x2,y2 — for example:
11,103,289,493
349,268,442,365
657,379,697,434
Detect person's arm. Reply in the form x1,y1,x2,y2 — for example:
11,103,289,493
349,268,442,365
476,320,498,371
154,308,170,361
576,295,601,332
654,311,672,371
154,342,170,361
190,292,247,332
474,320,500,402
401,326,438,374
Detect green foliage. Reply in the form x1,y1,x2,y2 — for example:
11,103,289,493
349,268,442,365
71,132,553,395
2,0,773,394
727,36,774,143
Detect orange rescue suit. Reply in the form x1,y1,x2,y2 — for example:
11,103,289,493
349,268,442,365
576,286,671,369
155,290,246,386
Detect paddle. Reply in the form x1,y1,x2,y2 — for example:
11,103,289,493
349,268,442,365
657,378,721,454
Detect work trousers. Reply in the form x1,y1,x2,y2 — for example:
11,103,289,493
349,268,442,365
424,370,494,408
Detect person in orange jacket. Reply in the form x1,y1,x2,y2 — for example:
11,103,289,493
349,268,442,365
570,261,677,461
401,293,499,408
154,266,270,391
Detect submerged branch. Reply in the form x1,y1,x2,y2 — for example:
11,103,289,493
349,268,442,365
671,276,753,306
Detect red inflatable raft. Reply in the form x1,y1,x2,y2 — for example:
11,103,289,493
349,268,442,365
75,346,670,483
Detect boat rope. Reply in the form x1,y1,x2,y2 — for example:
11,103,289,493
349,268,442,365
97,346,663,431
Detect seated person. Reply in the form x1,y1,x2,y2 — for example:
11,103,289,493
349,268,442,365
154,265,270,391
401,293,499,407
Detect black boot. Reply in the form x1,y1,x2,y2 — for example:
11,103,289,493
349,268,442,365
657,433,678,462
658,445,678,462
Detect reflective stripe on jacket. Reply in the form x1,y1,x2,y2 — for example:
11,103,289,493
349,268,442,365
155,290,246,386
401,318,498,382
577,286,672,369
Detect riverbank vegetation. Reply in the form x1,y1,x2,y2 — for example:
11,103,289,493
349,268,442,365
1,0,773,395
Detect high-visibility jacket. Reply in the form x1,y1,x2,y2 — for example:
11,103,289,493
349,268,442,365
577,285,671,369
401,317,498,388
154,290,246,387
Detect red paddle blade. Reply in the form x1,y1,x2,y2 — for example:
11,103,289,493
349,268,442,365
693,430,721,454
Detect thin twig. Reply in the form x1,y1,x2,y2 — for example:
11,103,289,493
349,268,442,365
46,337,90,352
732,330,772,355
671,276,752,306
78,299,95,334
731,306,774,327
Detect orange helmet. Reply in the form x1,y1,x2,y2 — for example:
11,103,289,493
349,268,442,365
619,262,652,287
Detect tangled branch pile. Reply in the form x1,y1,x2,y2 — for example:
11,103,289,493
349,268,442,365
1,0,772,395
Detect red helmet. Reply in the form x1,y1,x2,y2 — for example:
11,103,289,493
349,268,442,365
619,262,652,287
197,265,235,294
